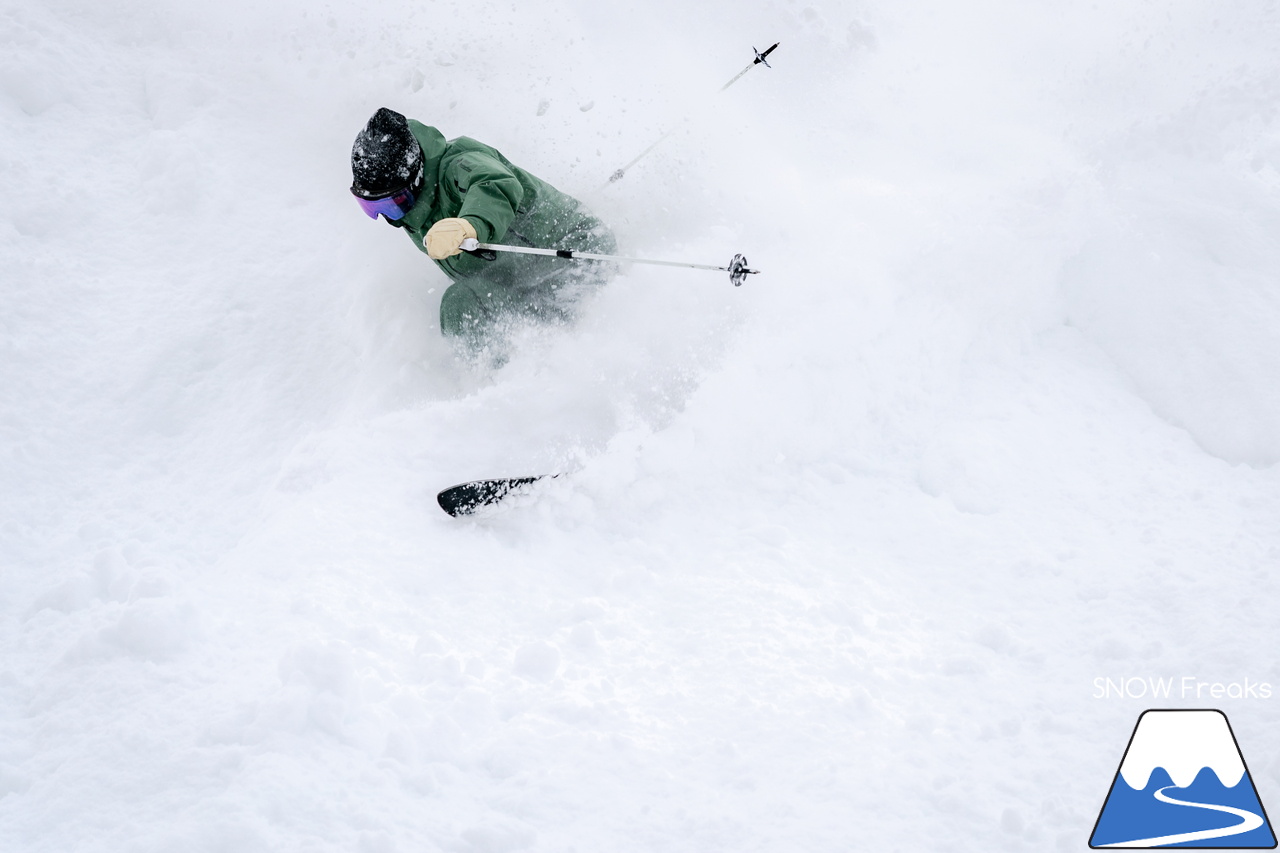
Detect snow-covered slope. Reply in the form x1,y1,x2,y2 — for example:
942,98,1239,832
4,1,1280,851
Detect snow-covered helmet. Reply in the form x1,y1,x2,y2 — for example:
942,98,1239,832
351,107,424,198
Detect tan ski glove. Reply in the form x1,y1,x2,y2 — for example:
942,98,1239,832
424,217,478,259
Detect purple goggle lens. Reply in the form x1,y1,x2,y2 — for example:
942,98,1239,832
352,186,416,221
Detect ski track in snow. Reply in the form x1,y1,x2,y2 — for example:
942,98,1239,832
3,1,1280,851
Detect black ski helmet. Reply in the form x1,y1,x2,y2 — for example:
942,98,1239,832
351,107,424,197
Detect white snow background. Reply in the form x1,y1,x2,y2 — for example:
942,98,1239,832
3,0,1280,850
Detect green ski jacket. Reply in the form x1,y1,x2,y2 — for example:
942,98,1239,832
395,122,611,282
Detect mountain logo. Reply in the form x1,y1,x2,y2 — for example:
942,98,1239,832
1090,709,1277,848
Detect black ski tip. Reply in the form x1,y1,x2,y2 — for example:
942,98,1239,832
437,476,548,517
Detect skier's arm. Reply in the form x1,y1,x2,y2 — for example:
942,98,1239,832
446,152,525,243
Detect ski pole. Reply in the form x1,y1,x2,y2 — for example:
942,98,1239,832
603,42,779,188
459,238,760,287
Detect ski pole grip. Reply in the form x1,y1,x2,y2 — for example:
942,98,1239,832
458,237,496,261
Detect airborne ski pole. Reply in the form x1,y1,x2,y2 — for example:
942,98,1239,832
603,42,779,188
459,239,760,287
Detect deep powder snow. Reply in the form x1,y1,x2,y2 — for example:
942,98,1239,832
3,1,1280,851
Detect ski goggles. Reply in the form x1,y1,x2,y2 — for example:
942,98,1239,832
351,185,416,221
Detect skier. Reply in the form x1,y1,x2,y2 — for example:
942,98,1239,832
349,107,617,349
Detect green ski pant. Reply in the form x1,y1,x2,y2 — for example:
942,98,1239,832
439,223,617,345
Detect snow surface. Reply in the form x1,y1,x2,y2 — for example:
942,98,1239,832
4,0,1280,851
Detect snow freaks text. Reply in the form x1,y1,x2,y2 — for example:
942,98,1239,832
1093,677,1273,701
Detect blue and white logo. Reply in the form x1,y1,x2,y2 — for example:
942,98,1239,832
1090,709,1276,848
